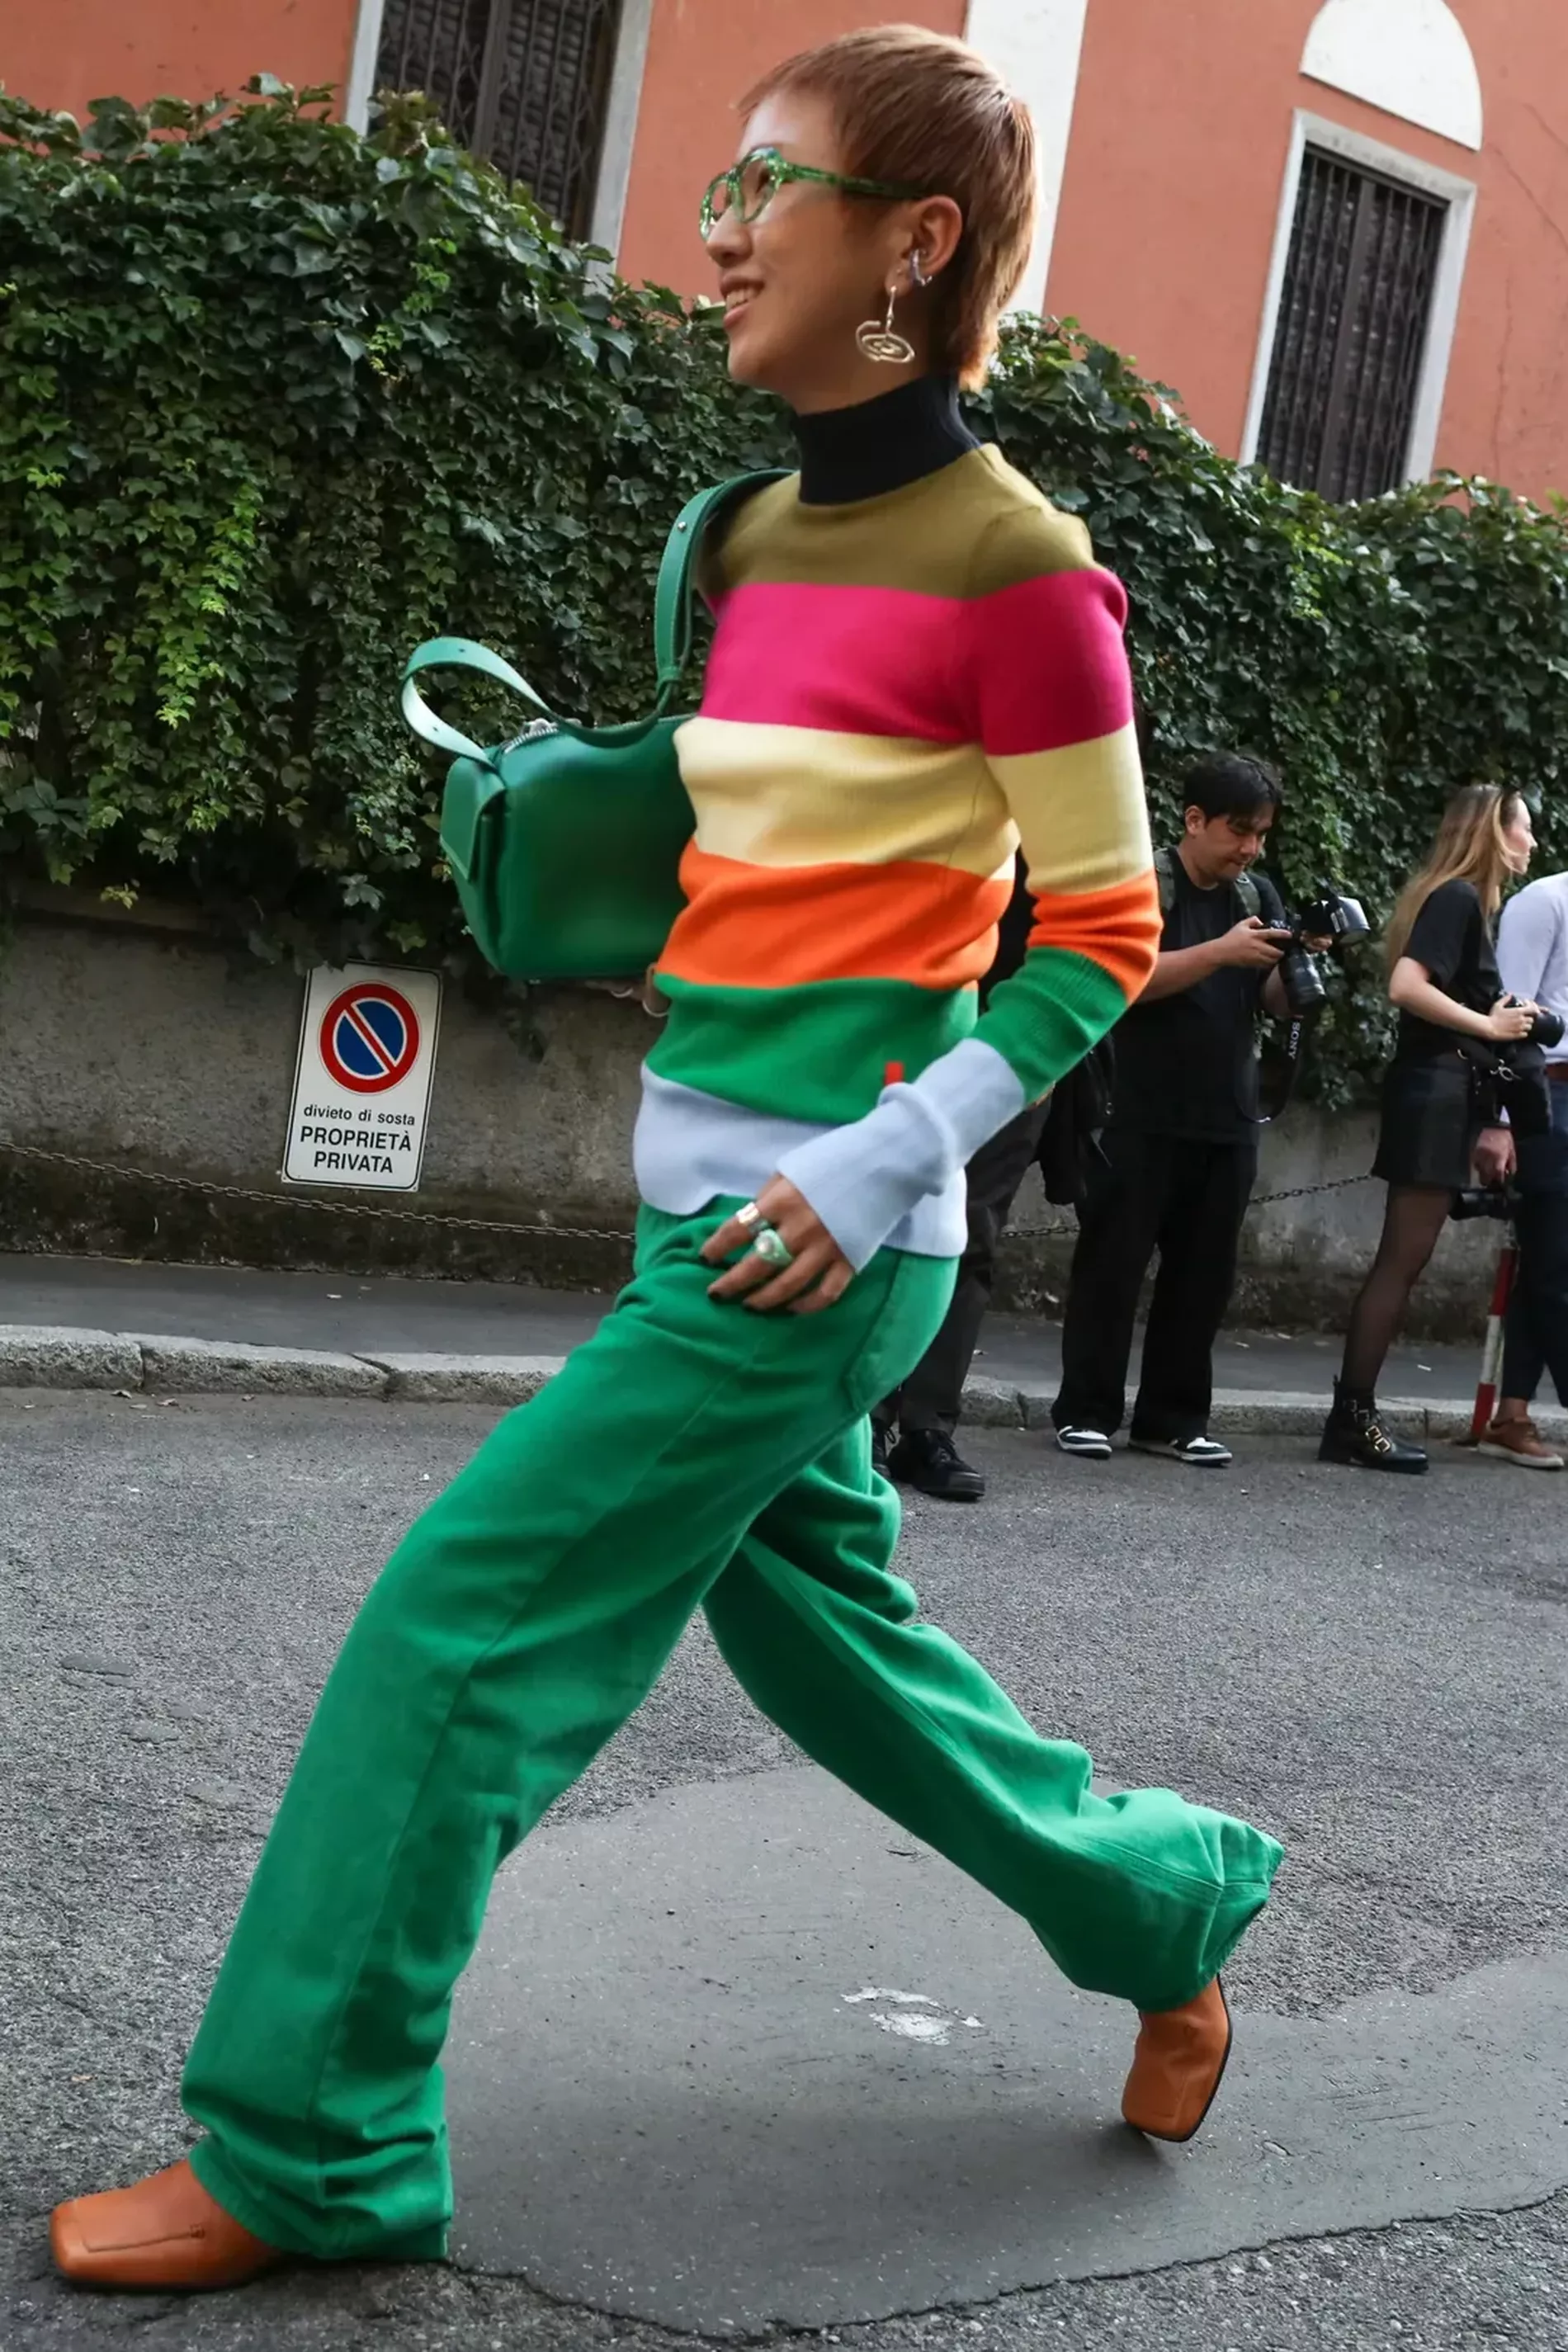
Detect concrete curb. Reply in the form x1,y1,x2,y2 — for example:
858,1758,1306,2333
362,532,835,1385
0,1323,143,1390
360,1351,561,1405
3,1322,1559,1446
128,1332,388,1397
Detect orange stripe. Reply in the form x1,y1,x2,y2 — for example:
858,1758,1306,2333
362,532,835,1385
663,847,1013,990
1025,868,1162,999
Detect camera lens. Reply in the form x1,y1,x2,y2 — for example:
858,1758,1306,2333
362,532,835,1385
1278,942,1326,1016
1450,1184,1521,1221
1530,1005,1566,1050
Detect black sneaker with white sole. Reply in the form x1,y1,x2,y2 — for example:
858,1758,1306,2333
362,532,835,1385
1130,1434,1233,1467
1056,1425,1112,1460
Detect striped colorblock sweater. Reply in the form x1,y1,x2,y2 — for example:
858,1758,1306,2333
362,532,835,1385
633,375,1159,1269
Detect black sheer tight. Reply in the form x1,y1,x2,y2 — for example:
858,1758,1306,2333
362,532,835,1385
1339,1185,1453,1396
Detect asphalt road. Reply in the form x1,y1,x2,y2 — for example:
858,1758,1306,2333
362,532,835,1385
3,1391,1566,2350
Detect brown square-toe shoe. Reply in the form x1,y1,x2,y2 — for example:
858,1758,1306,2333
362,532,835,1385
51,2158,282,2291
1121,1976,1233,2142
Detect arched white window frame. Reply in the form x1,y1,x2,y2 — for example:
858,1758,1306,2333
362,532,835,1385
1301,0,1483,152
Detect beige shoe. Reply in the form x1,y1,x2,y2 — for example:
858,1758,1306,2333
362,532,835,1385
51,2157,282,2292
1121,1977,1233,2142
1478,1415,1565,1470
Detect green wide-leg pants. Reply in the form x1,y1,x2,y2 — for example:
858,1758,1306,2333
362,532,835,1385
183,1204,1282,2259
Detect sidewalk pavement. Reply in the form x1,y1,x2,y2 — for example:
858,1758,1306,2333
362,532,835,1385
0,1250,1527,1442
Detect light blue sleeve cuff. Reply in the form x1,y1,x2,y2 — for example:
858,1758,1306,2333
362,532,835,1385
775,1037,1027,1270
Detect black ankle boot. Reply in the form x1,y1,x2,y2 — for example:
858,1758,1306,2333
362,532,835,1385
1318,1380,1428,1472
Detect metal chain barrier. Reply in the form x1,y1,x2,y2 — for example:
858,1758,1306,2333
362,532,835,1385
0,1141,636,1245
1006,1174,1372,1240
1249,1174,1372,1206
2,1138,1372,1250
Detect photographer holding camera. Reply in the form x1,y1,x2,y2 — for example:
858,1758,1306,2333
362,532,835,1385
1051,753,1297,1466
1321,785,1539,1474
1468,862,1568,1468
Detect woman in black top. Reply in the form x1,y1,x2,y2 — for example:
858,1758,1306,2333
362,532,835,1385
1321,785,1538,1471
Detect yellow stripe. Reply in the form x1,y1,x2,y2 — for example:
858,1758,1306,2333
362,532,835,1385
989,722,1153,898
675,716,1017,880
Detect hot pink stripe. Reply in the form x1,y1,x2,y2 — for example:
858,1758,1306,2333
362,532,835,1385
968,569,1133,757
699,582,967,741
699,566,1134,756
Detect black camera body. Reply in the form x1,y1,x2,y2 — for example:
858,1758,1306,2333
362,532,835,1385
1275,886,1372,1018
1451,1182,1523,1221
1449,1004,1566,1219
1463,996,1565,1141
1515,997,1566,1051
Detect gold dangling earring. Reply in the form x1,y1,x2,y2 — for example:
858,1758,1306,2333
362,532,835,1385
857,281,915,366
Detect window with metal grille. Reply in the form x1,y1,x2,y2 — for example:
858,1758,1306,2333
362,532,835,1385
374,0,622,238
1256,146,1447,501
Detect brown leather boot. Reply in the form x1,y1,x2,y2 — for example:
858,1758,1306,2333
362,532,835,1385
51,2158,283,2291
1121,1976,1233,2142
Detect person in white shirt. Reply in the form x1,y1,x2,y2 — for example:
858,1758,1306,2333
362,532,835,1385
1476,867,1568,1468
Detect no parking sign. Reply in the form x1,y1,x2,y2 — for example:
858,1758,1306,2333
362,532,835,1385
283,963,442,1190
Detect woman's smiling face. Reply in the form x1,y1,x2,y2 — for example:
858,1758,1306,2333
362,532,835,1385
704,92,896,407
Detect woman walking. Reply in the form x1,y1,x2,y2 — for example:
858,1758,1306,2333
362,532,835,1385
1320,784,1537,1472
53,27,1282,2293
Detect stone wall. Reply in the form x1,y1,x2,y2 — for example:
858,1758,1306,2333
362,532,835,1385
0,900,1504,1334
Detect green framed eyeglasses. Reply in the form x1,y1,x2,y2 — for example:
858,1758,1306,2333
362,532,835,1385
700,145,928,240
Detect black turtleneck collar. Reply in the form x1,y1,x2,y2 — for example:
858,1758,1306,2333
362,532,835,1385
793,373,980,507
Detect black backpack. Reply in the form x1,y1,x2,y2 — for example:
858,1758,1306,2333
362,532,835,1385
1037,1038,1116,1206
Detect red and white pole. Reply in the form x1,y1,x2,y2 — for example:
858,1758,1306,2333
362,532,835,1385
1469,1237,1520,1442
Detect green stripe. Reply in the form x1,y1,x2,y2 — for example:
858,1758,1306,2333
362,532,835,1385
974,947,1131,1100
647,950,1131,1126
647,977,979,1124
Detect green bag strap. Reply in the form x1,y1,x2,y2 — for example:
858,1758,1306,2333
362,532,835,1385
652,468,791,701
401,636,552,766
402,468,790,761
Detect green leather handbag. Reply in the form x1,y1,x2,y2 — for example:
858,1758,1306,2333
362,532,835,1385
400,469,786,983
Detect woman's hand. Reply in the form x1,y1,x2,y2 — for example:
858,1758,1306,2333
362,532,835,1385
701,1177,855,1315
1487,995,1537,1043
1475,1126,1516,1185
580,966,669,1016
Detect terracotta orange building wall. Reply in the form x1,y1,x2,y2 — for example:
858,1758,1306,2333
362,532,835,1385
1443,3,1568,500
0,0,357,120
616,0,966,295
1046,0,1568,502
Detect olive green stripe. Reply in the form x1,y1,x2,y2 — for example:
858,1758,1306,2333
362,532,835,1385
716,448,1094,598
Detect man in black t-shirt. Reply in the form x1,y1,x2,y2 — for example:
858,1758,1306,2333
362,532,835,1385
1051,754,1292,1466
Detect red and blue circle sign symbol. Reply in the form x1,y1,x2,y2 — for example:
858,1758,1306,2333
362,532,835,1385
319,982,421,1093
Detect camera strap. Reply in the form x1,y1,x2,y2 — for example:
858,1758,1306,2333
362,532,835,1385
1254,1009,1314,1126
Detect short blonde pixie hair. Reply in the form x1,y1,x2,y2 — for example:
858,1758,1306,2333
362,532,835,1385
741,23,1037,389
